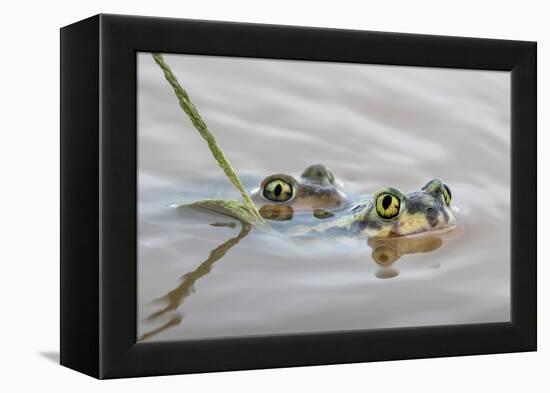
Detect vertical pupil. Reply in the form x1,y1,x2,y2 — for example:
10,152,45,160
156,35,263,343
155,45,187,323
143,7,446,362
274,183,282,197
382,195,393,210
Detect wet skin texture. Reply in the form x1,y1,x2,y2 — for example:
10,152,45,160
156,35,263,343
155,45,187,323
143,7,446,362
253,163,347,211
253,164,457,238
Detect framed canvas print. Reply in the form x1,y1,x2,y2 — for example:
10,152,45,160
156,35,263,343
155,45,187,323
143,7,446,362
60,14,537,379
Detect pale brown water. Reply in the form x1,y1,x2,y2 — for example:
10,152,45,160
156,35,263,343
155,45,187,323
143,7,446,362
137,53,510,342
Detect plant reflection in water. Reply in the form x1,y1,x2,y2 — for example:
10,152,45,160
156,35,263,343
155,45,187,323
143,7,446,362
139,220,251,341
139,208,444,341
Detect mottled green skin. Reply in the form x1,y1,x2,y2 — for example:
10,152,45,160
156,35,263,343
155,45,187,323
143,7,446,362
253,163,347,211
306,178,457,238
254,165,457,238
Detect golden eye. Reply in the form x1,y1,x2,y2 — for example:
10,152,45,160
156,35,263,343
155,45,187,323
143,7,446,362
443,184,452,206
375,193,401,219
262,179,294,202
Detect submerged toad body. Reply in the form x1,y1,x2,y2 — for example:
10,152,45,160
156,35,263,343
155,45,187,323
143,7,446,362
252,163,457,238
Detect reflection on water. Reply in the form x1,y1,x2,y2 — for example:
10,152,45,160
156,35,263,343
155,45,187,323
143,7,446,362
259,204,336,221
138,53,511,342
369,236,443,279
259,204,294,221
139,220,251,341
140,206,446,341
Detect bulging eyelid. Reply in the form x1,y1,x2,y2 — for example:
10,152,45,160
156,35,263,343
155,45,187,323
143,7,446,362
262,179,294,202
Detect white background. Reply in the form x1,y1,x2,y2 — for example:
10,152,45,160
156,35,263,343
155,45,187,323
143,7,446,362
0,0,545,391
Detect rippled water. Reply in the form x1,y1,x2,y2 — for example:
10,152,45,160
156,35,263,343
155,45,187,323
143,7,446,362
137,53,510,342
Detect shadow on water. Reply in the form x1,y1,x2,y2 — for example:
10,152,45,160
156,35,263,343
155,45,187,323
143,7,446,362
139,208,445,341
139,220,251,341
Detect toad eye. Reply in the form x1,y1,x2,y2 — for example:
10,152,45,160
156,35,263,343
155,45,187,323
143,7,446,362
375,193,401,219
443,184,452,206
262,179,294,202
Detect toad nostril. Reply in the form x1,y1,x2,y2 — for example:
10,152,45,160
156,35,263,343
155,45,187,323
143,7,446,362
425,207,439,227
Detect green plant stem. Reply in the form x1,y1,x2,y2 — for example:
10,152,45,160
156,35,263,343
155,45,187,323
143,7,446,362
152,53,267,226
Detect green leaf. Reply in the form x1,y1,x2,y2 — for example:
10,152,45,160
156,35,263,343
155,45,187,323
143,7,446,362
174,199,273,231
152,53,269,229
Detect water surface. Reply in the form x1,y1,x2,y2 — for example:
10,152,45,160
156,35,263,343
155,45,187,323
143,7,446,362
137,53,510,342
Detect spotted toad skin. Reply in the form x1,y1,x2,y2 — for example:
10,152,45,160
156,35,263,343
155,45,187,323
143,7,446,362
253,164,457,238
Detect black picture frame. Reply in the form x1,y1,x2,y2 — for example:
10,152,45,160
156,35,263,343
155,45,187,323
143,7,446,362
60,14,537,379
